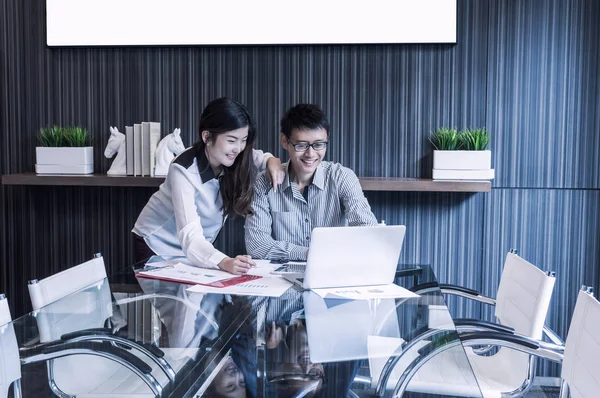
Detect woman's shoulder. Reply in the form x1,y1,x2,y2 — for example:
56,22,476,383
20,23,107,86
172,146,198,170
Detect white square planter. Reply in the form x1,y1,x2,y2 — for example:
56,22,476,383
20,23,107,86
432,169,495,180
432,150,494,180
433,150,491,170
35,147,94,174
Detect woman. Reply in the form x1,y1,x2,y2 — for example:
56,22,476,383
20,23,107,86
132,97,283,274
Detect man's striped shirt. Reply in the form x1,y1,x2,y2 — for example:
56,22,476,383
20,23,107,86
244,161,378,261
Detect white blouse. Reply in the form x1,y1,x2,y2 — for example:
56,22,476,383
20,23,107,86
132,145,272,268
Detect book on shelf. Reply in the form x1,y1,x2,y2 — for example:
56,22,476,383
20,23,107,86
141,122,151,176
125,126,134,176
149,122,161,177
133,124,142,176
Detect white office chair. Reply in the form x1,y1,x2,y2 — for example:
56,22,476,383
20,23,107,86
22,255,183,397
373,250,557,398
414,286,599,398
555,286,600,398
0,294,22,398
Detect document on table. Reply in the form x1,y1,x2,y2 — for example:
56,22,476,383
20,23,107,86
187,276,292,297
311,284,419,300
137,261,235,285
246,259,282,277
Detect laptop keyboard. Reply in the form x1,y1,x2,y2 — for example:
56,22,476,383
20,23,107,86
285,263,307,273
273,263,307,273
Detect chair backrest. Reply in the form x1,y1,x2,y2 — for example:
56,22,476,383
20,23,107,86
0,294,11,327
0,295,21,398
495,252,555,338
28,256,107,311
29,257,120,395
561,288,600,398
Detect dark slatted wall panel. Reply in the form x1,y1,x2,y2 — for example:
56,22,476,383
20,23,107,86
1,0,599,377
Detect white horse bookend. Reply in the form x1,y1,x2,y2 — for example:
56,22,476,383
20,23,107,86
154,128,186,176
105,126,127,175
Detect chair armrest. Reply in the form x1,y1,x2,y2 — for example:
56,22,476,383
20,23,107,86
458,331,564,362
22,341,163,395
61,327,112,339
453,318,515,334
439,284,479,296
409,282,496,305
40,341,153,374
59,329,175,382
439,284,496,305
61,328,165,358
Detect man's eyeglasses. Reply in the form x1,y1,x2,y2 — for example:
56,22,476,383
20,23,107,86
287,139,328,152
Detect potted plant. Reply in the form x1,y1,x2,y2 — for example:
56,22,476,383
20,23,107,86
36,125,94,174
430,127,494,180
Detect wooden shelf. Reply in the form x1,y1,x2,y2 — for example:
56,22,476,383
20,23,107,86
358,177,491,192
1,173,164,187
2,173,491,192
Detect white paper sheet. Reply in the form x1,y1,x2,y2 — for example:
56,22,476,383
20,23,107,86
137,262,234,285
186,276,292,297
246,259,282,277
311,284,419,300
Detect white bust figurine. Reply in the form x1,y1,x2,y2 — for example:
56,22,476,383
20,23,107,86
105,126,127,175
154,128,186,176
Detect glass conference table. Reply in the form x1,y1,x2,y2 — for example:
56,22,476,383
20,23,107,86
8,259,484,397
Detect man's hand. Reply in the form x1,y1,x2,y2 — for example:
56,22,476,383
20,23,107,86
218,255,256,275
266,157,285,192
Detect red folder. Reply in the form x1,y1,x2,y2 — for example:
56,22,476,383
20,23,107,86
137,272,261,287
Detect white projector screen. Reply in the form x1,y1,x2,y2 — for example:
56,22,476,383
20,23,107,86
46,0,456,46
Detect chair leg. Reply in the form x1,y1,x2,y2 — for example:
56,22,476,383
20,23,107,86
12,379,22,398
559,379,570,398
47,360,72,398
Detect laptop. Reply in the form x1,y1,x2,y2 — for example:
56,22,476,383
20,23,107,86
280,225,406,290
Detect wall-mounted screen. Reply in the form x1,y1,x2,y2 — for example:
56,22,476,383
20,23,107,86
46,0,456,46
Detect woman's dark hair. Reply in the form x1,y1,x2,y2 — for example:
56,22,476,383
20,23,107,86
198,97,257,217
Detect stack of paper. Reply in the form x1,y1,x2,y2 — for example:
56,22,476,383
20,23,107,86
137,262,235,285
186,277,292,297
138,258,293,297
311,284,419,300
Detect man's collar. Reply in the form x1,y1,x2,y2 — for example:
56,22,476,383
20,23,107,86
312,163,325,190
195,145,222,183
280,162,292,192
280,161,325,191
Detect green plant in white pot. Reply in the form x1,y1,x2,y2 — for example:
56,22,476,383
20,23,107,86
430,127,494,180
36,126,94,174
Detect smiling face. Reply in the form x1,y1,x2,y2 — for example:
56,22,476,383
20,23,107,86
211,357,247,398
281,127,328,182
203,126,249,169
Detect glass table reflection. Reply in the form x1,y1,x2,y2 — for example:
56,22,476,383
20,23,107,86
9,259,483,397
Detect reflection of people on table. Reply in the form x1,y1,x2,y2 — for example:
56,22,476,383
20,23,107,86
204,355,248,398
134,275,224,351
220,291,357,397
266,318,325,397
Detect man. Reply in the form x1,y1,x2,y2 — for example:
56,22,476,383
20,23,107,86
245,104,378,261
